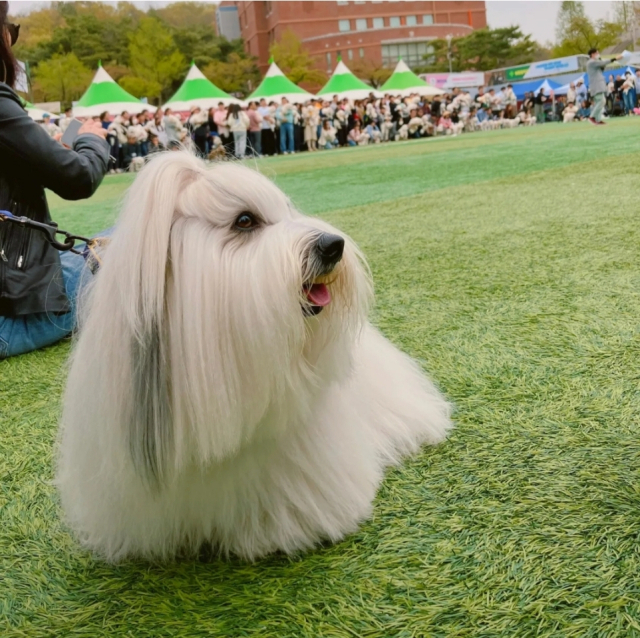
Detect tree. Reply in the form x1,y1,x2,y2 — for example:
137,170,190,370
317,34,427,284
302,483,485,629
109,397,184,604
349,59,392,88
122,17,187,104
553,1,623,57
150,2,218,28
11,1,248,104
32,52,92,106
555,1,586,43
269,29,327,90
420,27,536,73
172,25,246,69
203,53,261,95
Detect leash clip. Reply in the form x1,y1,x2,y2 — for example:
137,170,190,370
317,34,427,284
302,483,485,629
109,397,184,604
0,210,90,253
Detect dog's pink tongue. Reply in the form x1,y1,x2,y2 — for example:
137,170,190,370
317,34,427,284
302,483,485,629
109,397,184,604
305,283,331,306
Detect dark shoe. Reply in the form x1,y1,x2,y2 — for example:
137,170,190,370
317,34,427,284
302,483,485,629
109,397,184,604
588,117,597,125
597,121,607,125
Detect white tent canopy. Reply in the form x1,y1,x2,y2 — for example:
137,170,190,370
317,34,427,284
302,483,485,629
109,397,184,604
27,106,60,122
247,61,316,103
72,65,144,118
316,60,380,100
162,64,242,110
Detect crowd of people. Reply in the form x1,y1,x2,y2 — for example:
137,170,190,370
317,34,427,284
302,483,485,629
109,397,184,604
35,69,640,167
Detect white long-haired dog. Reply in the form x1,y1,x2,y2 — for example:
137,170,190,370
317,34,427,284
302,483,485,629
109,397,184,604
56,152,452,562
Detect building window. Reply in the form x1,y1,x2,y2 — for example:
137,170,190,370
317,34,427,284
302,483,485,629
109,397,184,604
423,14,434,25
337,0,348,4
326,52,332,71
348,49,353,60
382,42,434,68
372,17,384,28
338,19,350,32
355,18,367,31
264,1,272,16
359,47,365,58
406,15,417,26
389,16,400,27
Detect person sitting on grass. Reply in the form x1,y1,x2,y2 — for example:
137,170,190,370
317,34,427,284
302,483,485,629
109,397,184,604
0,0,110,358
347,121,369,146
364,121,382,143
562,101,579,123
318,119,338,149
577,100,591,120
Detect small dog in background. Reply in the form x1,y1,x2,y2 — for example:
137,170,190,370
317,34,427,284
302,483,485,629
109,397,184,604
56,153,452,562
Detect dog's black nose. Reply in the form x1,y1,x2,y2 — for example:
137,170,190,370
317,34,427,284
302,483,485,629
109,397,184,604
316,233,344,266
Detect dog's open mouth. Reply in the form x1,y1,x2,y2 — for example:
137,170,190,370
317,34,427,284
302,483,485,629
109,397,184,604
302,282,331,316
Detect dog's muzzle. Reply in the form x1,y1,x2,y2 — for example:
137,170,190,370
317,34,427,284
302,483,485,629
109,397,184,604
303,233,345,316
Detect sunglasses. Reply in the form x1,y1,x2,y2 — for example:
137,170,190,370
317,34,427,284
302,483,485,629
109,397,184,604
7,22,19,46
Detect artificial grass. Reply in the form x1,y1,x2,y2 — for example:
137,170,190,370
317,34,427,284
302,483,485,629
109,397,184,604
3,120,640,637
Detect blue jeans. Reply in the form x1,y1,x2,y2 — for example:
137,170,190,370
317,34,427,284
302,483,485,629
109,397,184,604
0,231,110,358
624,90,636,114
280,123,294,153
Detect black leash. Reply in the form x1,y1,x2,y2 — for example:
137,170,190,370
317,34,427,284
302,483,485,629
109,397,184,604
0,209,92,254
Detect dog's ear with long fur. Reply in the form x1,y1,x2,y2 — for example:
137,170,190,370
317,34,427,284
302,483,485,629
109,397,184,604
95,153,205,485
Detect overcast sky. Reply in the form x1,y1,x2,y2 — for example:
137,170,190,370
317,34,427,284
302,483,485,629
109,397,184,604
11,1,617,46
486,1,614,46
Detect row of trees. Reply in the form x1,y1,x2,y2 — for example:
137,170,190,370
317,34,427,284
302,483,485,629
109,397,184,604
11,2,261,105
10,1,635,107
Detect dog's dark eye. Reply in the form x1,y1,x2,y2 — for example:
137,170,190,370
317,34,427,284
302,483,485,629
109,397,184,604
234,212,259,231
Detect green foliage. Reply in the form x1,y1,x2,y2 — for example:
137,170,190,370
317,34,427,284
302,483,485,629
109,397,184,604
420,27,536,73
121,16,186,103
172,25,245,70
350,59,392,88
12,2,258,105
555,0,586,43
269,29,328,89
149,1,218,28
203,53,261,95
117,75,162,102
553,0,624,56
32,52,93,105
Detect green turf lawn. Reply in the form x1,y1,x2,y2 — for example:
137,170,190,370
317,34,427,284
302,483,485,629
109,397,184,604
3,120,640,637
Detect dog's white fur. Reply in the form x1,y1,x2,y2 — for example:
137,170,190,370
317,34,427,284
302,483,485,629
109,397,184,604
56,152,452,562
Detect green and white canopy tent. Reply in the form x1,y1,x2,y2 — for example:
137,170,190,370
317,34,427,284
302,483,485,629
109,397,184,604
73,64,143,118
162,63,242,111
247,60,315,104
316,60,380,101
380,60,443,97
19,97,60,122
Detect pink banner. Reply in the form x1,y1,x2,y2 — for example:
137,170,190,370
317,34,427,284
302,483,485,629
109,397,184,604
421,72,485,89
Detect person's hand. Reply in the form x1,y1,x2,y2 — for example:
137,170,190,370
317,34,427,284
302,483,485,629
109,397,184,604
616,54,625,61
78,120,107,139
53,132,63,143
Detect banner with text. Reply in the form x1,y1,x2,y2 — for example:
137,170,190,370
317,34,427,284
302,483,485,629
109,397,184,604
421,72,485,89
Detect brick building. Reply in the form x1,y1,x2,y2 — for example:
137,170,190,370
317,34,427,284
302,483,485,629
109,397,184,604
232,1,487,74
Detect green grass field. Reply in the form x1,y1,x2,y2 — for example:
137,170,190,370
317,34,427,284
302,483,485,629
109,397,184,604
3,120,640,637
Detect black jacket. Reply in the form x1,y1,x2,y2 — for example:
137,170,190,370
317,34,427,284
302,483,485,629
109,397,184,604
0,83,109,316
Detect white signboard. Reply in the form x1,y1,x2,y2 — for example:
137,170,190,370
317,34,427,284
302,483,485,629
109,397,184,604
523,56,581,79
16,60,28,94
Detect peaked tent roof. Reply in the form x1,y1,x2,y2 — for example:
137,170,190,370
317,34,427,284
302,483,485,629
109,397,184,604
316,60,379,100
73,64,143,117
381,60,443,97
163,63,242,110
247,61,315,103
